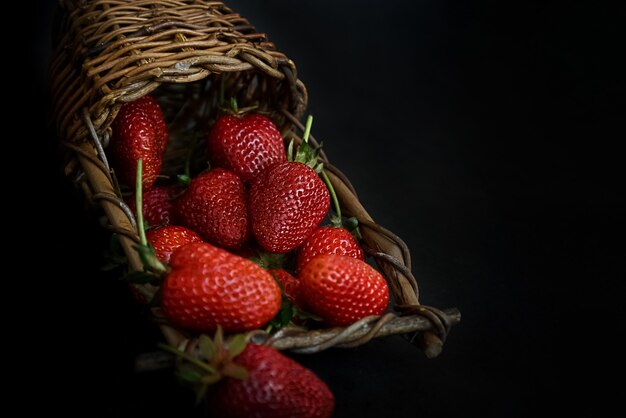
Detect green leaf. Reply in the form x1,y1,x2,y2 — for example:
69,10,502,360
313,162,324,173
200,373,222,385
214,326,224,349
295,139,312,163
227,334,247,358
344,216,359,232
344,216,363,240
176,365,203,384
229,97,239,113
177,174,191,186
270,299,295,329
222,363,249,380
253,252,287,270
198,334,216,360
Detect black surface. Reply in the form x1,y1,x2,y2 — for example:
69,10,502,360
31,1,622,416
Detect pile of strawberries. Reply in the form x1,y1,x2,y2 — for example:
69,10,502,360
110,95,391,417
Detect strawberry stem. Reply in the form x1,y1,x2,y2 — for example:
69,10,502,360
158,343,219,375
321,170,342,226
134,159,168,274
135,159,147,247
302,115,313,144
177,135,201,186
293,115,323,172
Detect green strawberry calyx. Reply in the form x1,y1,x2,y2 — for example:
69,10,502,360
217,95,258,117
292,115,345,229
287,115,324,173
267,299,323,333
268,270,323,332
158,327,249,404
251,251,288,270
343,216,363,241
218,75,256,115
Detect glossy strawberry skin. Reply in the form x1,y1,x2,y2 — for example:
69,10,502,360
162,242,281,332
127,185,179,227
175,168,250,249
211,344,334,418
110,95,168,188
249,162,330,253
208,114,286,183
269,269,302,306
295,226,365,275
145,225,203,263
299,254,389,326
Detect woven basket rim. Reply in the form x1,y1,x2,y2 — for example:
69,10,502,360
50,0,307,145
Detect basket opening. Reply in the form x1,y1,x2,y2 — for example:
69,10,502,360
122,70,296,187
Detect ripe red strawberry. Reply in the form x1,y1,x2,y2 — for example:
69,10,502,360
295,226,364,274
211,344,334,418
208,114,286,182
175,168,250,249
249,162,329,253
127,185,179,227
162,242,281,332
299,254,389,326
110,95,168,188
269,269,301,306
146,225,203,263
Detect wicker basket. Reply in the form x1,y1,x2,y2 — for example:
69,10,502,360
49,0,460,360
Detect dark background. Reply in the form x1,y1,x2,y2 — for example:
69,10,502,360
31,1,622,417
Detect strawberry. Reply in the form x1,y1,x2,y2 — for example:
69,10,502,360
299,254,389,326
269,269,301,306
162,242,281,332
175,168,250,249
110,95,168,188
127,185,179,227
249,162,329,253
295,226,364,274
208,114,286,182
211,343,335,418
145,225,203,263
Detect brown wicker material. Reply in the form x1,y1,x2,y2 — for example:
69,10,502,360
49,0,460,359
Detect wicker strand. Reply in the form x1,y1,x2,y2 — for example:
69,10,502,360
359,219,412,272
134,309,461,372
330,313,396,348
60,142,111,178
362,246,419,299
92,192,137,232
82,107,112,172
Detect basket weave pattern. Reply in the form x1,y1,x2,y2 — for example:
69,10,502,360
50,0,459,357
